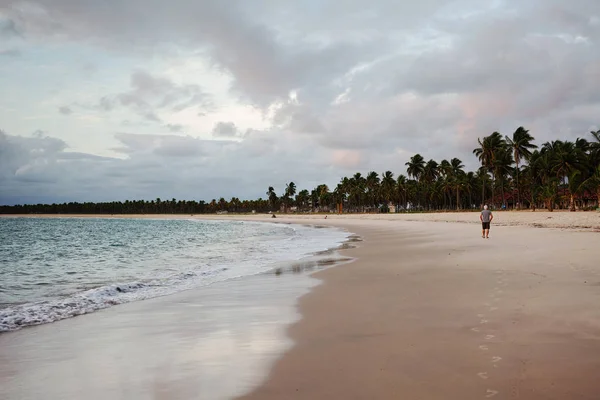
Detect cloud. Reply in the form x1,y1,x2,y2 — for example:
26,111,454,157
1,0,599,204
211,121,239,137
84,70,212,123
0,48,20,57
165,124,184,133
1,129,369,204
58,105,72,115
0,15,19,38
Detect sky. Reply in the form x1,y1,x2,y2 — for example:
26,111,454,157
0,0,599,205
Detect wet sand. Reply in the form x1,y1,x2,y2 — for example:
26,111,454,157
237,219,600,400
0,270,325,400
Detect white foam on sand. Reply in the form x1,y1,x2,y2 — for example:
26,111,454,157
0,221,350,332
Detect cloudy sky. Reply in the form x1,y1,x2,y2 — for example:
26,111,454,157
1,0,599,204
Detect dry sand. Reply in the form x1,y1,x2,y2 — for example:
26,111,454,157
235,216,600,400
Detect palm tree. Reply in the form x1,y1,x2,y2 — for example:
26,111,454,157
396,174,407,210
505,127,537,209
473,132,507,208
405,154,426,181
317,184,330,212
285,182,296,198
582,164,600,210
349,173,366,212
464,171,477,209
296,189,309,212
590,130,600,208
380,171,395,208
450,158,465,210
365,171,381,211
406,154,426,208
493,148,514,208
266,186,278,211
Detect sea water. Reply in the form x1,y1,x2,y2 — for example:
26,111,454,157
0,217,349,331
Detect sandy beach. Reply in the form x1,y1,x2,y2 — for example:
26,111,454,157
2,212,600,399
237,214,600,399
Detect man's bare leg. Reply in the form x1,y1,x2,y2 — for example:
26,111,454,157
485,229,490,238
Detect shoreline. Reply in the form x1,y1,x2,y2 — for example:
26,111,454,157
1,210,598,231
0,221,358,400
0,219,354,333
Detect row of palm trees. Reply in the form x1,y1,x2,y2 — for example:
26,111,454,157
2,128,598,215
265,127,599,213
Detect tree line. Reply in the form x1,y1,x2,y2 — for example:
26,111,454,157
1,128,598,215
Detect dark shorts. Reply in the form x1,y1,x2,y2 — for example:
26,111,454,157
482,222,490,230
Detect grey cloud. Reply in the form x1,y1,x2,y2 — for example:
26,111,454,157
0,0,385,106
0,48,20,57
87,70,212,123
0,16,20,38
165,124,184,133
58,105,72,115
0,129,369,204
211,121,238,137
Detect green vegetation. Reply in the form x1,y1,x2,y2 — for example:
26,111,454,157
2,128,599,214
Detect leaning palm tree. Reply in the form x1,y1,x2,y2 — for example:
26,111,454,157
283,182,296,212
266,186,278,211
505,127,537,209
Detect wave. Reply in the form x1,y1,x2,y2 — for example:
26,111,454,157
0,268,230,331
1,222,351,332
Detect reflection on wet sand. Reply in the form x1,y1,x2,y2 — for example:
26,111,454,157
0,234,361,400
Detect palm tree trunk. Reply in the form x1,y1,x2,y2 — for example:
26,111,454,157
570,194,576,212
481,173,485,207
492,175,496,208
456,187,460,211
516,162,520,210
500,178,505,209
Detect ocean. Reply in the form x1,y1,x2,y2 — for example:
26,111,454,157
0,217,350,332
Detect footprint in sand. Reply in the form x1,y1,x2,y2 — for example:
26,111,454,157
491,356,502,363
489,307,498,311
479,345,489,351
480,319,489,324
471,327,481,332
477,372,489,380
477,314,485,318
486,389,499,398
485,334,495,340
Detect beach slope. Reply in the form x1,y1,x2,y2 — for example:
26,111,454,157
239,218,600,399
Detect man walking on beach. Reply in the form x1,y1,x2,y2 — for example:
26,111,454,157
480,205,493,239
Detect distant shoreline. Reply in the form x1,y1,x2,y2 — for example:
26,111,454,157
2,210,598,231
